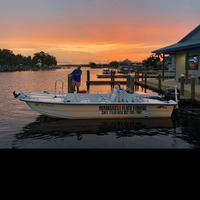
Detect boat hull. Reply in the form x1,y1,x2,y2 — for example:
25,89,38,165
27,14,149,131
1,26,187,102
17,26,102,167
25,101,175,119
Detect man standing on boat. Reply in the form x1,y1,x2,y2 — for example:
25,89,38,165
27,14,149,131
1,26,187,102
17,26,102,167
70,65,82,93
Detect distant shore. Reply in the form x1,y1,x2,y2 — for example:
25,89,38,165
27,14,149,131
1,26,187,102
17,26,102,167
0,65,62,72
0,64,109,72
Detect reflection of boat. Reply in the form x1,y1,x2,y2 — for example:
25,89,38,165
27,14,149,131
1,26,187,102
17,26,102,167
17,115,174,136
102,69,111,74
13,83,177,119
13,115,200,149
12,116,175,148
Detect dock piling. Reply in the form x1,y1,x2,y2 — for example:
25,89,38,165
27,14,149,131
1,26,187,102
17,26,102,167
135,71,139,82
68,74,74,93
87,70,90,91
145,73,147,87
144,73,147,93
180,74,185,96
126,74,130,90
111,70,115,87
135,71,137,82
158,74,161,93
191,75,195,100
130,75,135,94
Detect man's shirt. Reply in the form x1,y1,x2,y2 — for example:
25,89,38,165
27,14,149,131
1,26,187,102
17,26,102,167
71,69,82,82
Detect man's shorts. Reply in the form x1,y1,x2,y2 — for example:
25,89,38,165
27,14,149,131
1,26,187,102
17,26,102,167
72,79,81,87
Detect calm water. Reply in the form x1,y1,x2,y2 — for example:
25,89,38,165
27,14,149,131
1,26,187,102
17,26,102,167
0,67,200,149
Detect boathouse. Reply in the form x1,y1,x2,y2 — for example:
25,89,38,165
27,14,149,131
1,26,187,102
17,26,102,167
152,24,200,84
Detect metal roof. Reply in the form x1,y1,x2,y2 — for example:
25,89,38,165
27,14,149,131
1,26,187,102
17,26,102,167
152,40,200,54
178,24,200,43
152,25,200,54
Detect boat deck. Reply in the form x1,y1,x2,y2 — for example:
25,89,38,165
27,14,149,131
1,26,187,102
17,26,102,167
21,91,176,105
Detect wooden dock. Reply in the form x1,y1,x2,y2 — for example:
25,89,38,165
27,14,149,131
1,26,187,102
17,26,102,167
87,80,127,85
85,70,200,102
97,74,127,78
97,73,175,79
135,80,166,94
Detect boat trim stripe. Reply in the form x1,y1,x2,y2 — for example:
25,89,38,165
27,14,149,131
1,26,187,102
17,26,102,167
21,99,177,106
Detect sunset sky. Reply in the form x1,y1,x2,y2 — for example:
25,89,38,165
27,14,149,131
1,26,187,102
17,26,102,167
0,0,200,64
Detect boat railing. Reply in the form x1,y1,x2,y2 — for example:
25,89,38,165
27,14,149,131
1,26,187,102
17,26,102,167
54,79,64,98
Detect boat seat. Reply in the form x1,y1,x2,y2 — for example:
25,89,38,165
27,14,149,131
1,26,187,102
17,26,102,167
74,92,90,103
127,94,132,102
110,93,117,102
100,92,112,102
63,94,74,102
115,89,133,102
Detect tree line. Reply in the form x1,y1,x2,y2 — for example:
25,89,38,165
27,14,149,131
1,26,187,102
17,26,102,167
88,54,163,70
142,53,162,70
0,48,162,72
0,49,57,71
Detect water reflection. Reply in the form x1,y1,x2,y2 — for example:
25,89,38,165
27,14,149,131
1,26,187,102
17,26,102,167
15,115,174,140
12,115,200,149
175,118,200,149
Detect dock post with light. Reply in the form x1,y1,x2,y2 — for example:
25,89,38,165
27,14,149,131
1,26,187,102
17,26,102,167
180,74,185,96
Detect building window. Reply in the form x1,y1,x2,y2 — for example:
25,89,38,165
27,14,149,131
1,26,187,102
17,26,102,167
186,55,199,70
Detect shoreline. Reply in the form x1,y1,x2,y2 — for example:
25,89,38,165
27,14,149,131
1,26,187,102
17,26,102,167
0,65,61,72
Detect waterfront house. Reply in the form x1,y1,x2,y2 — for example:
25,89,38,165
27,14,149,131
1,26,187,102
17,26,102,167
156,55,175,71
152,24,200,84
118,59,143,73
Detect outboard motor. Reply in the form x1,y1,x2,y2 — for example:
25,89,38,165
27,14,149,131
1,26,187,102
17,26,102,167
165,88,180,101
13,91,20,98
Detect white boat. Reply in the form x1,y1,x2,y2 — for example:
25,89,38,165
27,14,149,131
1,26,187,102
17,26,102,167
102,69,111,74
13,82,178,119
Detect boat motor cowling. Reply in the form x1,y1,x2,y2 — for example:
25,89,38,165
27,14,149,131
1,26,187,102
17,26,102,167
13,91,20,98
165,88,180,101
